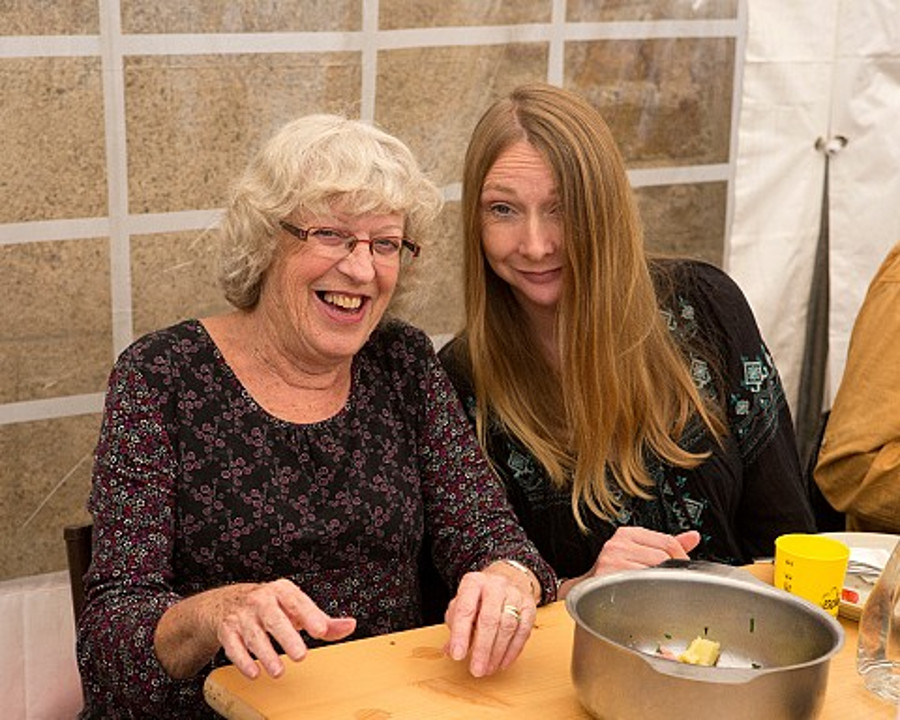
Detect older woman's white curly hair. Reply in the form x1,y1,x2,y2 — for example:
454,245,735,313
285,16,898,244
218,114,443,310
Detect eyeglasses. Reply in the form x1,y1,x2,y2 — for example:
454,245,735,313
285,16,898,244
279,221,421,265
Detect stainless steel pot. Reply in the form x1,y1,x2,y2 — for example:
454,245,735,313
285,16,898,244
566,562,844,720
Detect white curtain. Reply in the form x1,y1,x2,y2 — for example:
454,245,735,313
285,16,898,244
728,0,900,414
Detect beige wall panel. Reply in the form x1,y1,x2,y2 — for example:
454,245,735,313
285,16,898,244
0,57,106,223
0,414,98,580
0,4,744,584
380,0,549,29
567,0,737,21
394,202,465,337
131,230,232,338
637,182,727,265
565,38,734,167
0,0,99,35
121,0,361,34
376,44,548,186
124,52,361,214
0,238,112,403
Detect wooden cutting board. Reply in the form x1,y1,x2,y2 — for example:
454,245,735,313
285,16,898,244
204,564,893,719
205,599,584,719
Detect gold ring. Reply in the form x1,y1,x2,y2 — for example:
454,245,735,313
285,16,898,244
502,604,522,622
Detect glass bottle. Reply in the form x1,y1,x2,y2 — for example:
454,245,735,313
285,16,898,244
857,538,900,702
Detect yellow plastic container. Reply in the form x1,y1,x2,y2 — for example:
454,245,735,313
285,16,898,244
774,534,850,616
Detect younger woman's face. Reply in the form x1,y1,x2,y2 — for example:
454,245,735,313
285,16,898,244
479,141,564,323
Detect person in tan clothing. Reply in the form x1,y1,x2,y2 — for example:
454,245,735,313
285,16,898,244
815,241,900,533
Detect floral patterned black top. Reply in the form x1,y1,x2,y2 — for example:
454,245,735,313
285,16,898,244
438,260,816,580
77,319,555,719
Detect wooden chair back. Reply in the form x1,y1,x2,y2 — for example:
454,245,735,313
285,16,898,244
63,522,93,623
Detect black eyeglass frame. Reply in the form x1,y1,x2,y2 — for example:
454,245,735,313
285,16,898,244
279,221,421,260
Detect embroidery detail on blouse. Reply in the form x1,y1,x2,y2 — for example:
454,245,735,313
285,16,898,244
729,346,785,464
660,307,677,331
616,464,709,541
741,356,770,393
690,357,712,390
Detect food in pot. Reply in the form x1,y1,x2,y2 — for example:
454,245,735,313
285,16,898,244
655,636,721,666
678,637,721,666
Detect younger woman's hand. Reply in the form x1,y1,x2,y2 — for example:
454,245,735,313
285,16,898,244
590,526,700,576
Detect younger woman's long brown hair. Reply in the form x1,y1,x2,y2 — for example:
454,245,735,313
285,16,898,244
460,83,723,528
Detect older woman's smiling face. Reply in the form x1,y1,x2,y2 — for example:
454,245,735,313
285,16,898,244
258,209,405,369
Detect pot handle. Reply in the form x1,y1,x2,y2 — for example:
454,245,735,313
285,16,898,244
643,652,760,684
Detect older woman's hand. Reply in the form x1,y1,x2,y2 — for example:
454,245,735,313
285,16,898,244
155,578,356,681
216,579,356,679
443,563,539,677
591,526,700,575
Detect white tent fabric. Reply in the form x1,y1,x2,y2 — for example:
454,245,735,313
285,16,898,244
729,0,900,414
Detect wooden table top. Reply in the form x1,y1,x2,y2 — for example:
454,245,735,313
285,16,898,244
205,564,896,719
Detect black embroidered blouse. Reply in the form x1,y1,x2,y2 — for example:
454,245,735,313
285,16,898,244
438,260,816,580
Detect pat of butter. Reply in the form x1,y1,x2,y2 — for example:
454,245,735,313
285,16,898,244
678,637,721,666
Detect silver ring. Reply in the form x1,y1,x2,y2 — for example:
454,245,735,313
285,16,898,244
502,604,522,622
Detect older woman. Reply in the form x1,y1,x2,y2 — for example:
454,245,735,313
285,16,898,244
77,114,556,719
438,84,815,599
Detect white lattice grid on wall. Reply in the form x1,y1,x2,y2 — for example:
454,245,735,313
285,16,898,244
0,0,747,428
